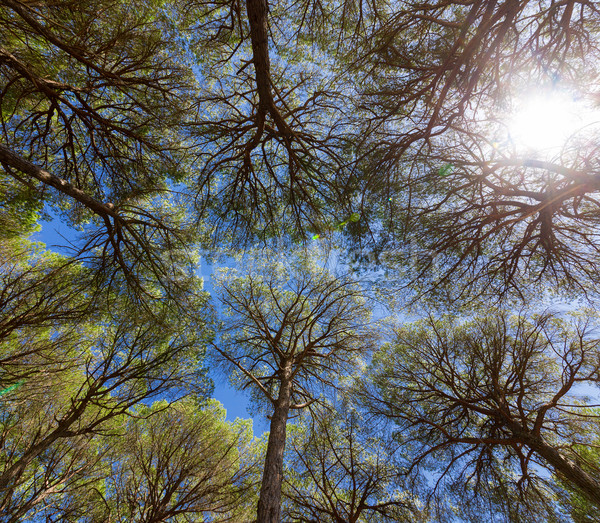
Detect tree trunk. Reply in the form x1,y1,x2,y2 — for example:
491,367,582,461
506,419,600,508
245,0,271,109
0,143,119,221
527,434,600,508
256,374,292,522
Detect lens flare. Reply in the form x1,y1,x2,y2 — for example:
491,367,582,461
508,91,597,152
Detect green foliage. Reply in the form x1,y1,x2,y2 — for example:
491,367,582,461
84,398,260,521
361,310,600,519
0,231,215,519
214,248,375,412
554,416,600,521
4,0,600,520
0,178,45,239
283,405,425,522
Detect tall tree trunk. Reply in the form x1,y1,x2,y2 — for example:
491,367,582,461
245,0,289,134
527,434,600,508
245,0,271,109
256,374,292,522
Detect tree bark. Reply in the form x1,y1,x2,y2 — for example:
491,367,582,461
0,142,119,220
504,417,600,508
244,0,289,135
245,0,271,111
256,373,292,522
526,434,600,508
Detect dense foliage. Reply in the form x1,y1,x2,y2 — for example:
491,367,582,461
3,0,600,521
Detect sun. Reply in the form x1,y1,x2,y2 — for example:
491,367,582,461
508,90,597,153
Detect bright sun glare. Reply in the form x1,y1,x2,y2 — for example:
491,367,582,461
508,91,599,152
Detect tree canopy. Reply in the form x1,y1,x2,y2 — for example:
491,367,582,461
283,403,422,522
214,251,375,521
360,310,600,519
3,0,600,520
